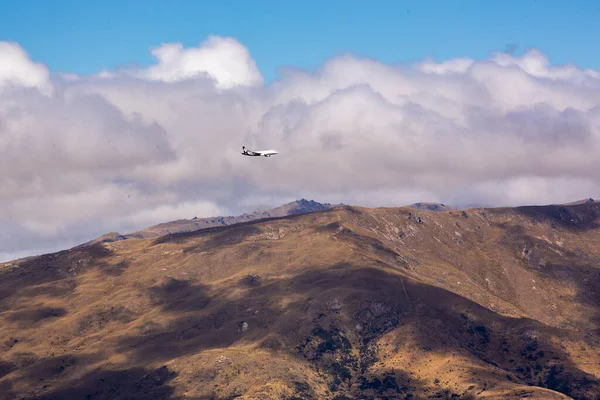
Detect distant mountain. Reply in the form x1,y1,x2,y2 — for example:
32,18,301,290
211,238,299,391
407,198,597,211
407,202,454,211
560,197,596,206
83,231,128,245
122,198,339,240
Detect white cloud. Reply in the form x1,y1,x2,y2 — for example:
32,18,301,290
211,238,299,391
129,35,263,89
0,42,53,95
1,37,599,261
417,56,474,75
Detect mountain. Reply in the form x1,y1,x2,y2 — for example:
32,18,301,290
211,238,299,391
561,198,596,206
407,202,454,212
1,201,600,399
121,199,339,240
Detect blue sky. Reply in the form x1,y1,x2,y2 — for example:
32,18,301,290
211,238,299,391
1,0,599,82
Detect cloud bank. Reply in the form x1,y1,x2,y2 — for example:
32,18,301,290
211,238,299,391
1,35,599,261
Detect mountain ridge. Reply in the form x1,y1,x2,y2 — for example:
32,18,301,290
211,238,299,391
4,197,597,265
89,199,341,245
84,197,598,247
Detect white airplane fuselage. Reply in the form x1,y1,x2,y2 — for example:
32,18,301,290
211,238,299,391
242,146,278,157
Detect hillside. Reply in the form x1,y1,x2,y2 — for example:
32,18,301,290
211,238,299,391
1,201,599,399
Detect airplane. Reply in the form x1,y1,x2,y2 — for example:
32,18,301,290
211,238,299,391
241,146,278,157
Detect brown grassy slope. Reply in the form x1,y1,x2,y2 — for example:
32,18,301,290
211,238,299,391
1,202,599,399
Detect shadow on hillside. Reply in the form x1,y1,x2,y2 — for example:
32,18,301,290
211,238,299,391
0,361,16,381
510,202,600,232
109,264,599,399
147,277,211,313
5,307,67,329
1,359,179,400
546,260,600,349
494,218,600,345
100,259,131,276
0,244,113,310
0,244,118,360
